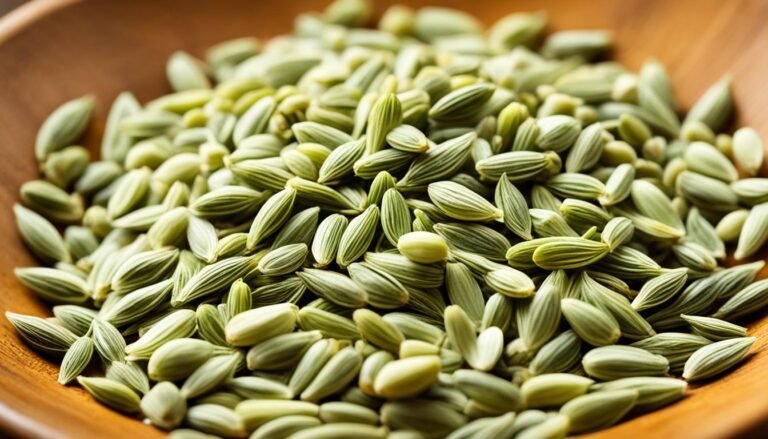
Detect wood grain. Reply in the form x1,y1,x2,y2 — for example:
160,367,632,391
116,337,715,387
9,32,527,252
0,0,767,438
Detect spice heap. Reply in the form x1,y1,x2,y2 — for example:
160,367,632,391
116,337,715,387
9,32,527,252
8,0,768,437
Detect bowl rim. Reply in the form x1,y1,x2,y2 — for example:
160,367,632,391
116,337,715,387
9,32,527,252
0,0,80,45
0,2,767,439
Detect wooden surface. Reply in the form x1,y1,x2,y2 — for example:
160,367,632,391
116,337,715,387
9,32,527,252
0,0,767,438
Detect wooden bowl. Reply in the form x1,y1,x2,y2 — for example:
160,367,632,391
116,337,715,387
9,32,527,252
0,0,767,438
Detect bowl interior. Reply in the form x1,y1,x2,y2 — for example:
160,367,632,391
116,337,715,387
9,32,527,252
0,1,767,438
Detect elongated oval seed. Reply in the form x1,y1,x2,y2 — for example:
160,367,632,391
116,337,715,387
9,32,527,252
398,132,476,189
632,268,688,311
196,304,226,347
311,214,348,268
227,376,292,400
36,96,93,161
565,122,604,173
684,76,732,133
14,204,70,263
476,150,559,182
453,369,522,412
15,267,89,304
530,208,578,238
381,399,468,438
384,313,445,346
103,280,174,326
291,339,341,394
125,310,197,360
296,307,359,340
110,248,179,293
319,402,379,425
583,345,670,380
631,179,684,231
250,415,321,439
359,350,395,396
367,93,403,154
532,238,610,270
735,202,768,260
428,181,502,222
229,159,294,191
236,400,319,431
319,139,366,185
444,305,478,365
387,124,429,153
180,352,242,399
684,141,738,183
519,283,561,351
733,127,764,176
20,179,84,223
530,331,582,376
676,171,738,211
484,267,535,298
714,210,748,244
354,309,405,353
521,373,594,408
148,338,218,381
186,404,247,438
105,361,149,396
58,336,94,385
495,174,532,240
397,231,448,263
430,83,495,123
77,377,141,413
471,327,504,371
731,178,768,206
298,268,368,308
601,217,634,251
258,243,308,276
714,279,768,321
681,315,747,341
337,205,380,268
53,305,96,336
482,293,514,335
107,168,152,220
301,346,363,402
561,298,621,346
381,188,412,246
445,262,485,323
599,163,635,206
593,376,687,411
289,423,387,439
6,312,77,356
247,188,297,249
560,389,638,433
91,319,125,362
348,263,409,309
225,303,298,347
140,382,186,430
536,115,581,152
364,252,444,289
683,337,755,382
686,207,725,259
373,355,441,399
546,173,605,201
246,330,323,371
173,255,259,306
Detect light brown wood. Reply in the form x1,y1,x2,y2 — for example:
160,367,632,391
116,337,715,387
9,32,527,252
0,0,767,438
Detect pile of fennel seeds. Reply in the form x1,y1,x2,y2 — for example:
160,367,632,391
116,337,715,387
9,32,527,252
8,0,768,438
